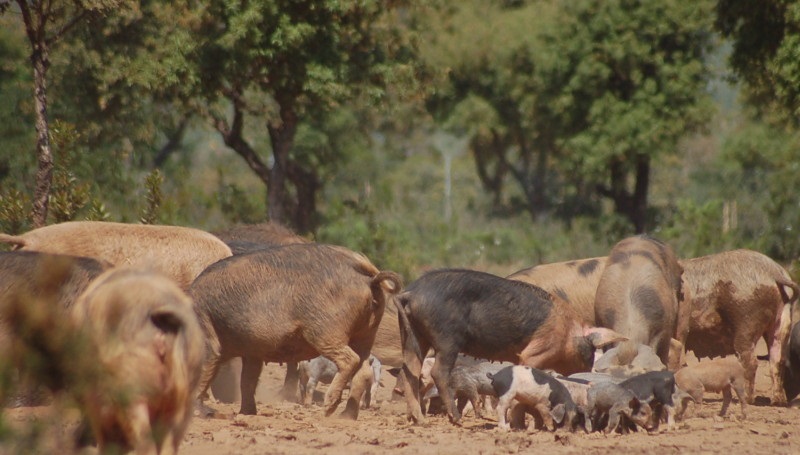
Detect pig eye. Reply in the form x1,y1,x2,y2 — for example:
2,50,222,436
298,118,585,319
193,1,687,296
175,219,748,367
151,311,182,334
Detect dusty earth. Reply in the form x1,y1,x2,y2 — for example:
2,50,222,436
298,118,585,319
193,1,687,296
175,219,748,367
4,345,800,454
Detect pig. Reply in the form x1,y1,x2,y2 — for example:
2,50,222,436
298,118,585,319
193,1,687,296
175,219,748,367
214,221,310,249
680,249,799,405
674,357,747,419
213,222,310,404
0,221,232,291
618,370,678,431
555,377,591,412
191,243,402,419
783,322,800,404
586,381,653,434
71,267,205,455
394,268,626,424
299,354,382,409
0,251,110,407
489,365,585,432
593,341,667,375
507,256,607,326
419,359,511,418
594,235,688,371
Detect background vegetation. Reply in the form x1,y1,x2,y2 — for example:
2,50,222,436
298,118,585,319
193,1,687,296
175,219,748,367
2,0,800,281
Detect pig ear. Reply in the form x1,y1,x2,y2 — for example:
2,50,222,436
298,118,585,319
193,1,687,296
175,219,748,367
550,403,566,424
584,327,628,349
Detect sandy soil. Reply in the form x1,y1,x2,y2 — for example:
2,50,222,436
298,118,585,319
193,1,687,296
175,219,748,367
4,352,800,454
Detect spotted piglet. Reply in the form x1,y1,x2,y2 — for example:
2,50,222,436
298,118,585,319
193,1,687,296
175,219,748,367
489,365,584,432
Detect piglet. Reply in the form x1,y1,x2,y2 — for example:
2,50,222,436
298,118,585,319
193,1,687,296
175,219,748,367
675,356,746,419
586,381,653,434
489,365,584,432
619,371,678,431
299,354,382,409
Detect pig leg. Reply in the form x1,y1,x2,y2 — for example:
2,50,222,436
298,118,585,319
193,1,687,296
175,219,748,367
321,346,361,418
340,357,374,419
239,356,263,415
735,342,758,404
719,385,732,417
495,394,515,430
732,379,748,419
509,402,528,430
281,362,300,403
196,354,225,416
766,305,790,405
605,405,624,434
430,351,460,424
303,377,318,406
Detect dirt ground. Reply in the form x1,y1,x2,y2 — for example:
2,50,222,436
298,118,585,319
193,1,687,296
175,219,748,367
4,345,800,455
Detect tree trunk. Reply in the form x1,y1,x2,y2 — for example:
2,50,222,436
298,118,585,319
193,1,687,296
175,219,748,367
596,155,650,233
286,161,319,234
267,106,298,226
18,1,54,228
630,153,650,233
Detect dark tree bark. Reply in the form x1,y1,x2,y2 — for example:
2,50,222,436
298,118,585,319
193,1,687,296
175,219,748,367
266,105,298,227
596,153,650,233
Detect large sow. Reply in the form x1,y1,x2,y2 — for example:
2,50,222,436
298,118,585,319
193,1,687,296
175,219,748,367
681,249,798,404
395,268,625,424
594,235,688,370
191,243,402,420
0,221,232,290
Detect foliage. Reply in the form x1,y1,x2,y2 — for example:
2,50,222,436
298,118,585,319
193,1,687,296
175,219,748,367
715,0,800,127
0,188,29,235
139,169,163,224
421,0,716,233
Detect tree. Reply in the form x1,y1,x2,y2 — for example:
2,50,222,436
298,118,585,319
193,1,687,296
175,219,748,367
421,1,562,218
423,0,715,232
715,0,800,127
0,1,126,227
187,0,426,232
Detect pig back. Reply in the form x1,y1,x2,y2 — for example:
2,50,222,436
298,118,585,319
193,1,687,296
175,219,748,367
190,243,388,358
594,236,683,361
681,249,796,355
5,221,232,290
403,269,562,361
507,257,607,326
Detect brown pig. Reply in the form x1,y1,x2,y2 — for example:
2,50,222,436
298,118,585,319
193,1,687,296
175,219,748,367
211,222,310,403
0,221,232,290
594,235,688,371
675,357,747,419
214,221,310,255
508,256,607,326
190,243,402,420
71,267,205,455
681,249,798,405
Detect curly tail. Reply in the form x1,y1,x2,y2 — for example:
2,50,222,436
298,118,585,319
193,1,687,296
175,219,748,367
777,278,800,305
0,234,26,249
776,278,799,365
